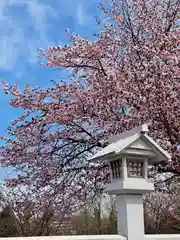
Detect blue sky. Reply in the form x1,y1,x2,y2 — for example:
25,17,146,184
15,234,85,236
0,0,103,180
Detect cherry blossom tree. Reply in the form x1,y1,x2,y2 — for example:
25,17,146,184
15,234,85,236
38,0,179,174
0,0,180,230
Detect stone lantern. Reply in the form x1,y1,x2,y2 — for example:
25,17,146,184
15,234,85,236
90,124,170,240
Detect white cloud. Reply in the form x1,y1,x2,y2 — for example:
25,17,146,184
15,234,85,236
25,1,57,36
76,3,85,25
0,0,57,71
0,28,24,69
0,0,97,72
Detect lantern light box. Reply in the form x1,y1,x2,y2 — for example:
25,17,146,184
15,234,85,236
90,124,170,195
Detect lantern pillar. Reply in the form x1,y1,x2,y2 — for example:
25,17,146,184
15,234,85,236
116,193,145,240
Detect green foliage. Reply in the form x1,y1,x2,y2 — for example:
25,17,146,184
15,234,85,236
72,197,117,235
0,206,17,237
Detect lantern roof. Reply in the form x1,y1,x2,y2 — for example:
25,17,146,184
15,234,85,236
91,124,171,164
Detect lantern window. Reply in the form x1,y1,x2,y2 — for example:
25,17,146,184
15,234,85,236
127,159,143,178
110,159,122,179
